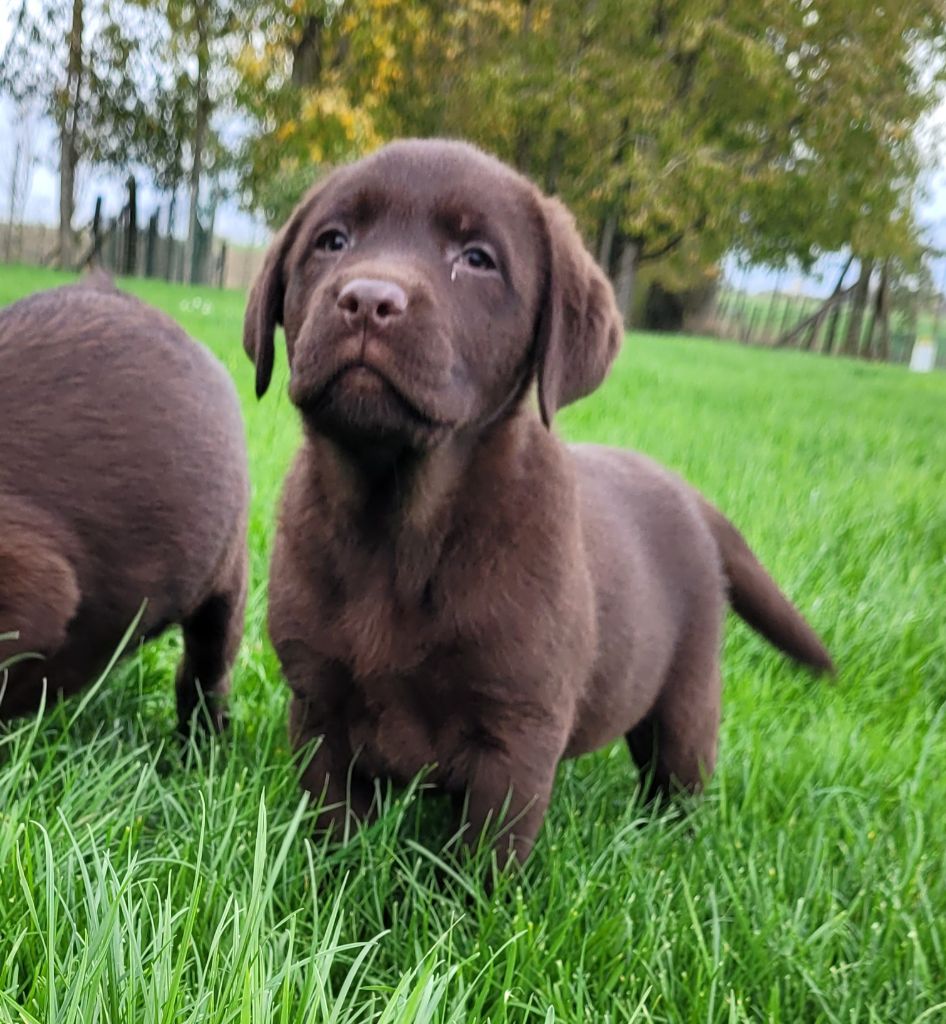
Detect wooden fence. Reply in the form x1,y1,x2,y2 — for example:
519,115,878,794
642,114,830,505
1,177,265,290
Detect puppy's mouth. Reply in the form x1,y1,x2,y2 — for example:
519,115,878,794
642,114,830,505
294,358,449,433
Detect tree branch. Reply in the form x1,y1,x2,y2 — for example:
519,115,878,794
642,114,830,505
638,230,688,263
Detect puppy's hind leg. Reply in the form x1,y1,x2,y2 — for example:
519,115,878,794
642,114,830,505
626,639,721,805
175,540,247,736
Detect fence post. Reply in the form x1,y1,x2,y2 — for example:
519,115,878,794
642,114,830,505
194,218,206,285
165,196,177,281
731,289,749,337
778,293,795,342
90,196,103,265
107,215,118,271
714,282,734,333
125,175,137,275
742,308,759,345
145,210,159,277
764,276,783,343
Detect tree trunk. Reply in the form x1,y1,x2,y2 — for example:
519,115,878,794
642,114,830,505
5,141,20,263
58,0,84,270
291,15,325,87
865,260,890,361
598,213,617,273
614,238,639,328
217,241,227,288
731,281,751,333
840,258,874,357
545,129,566,195
822,253,855,354
513,0,535,172
184,13,209,285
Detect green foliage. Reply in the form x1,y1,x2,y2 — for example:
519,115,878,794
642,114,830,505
1,267,945,1021
4,1,943,280
234,0,946,277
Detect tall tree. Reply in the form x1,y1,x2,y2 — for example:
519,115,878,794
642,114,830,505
153,0,242,282
2,0,154,268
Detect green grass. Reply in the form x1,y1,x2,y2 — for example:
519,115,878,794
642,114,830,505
1,263,945,1023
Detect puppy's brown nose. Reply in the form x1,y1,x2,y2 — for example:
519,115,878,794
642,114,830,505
337,278,408,329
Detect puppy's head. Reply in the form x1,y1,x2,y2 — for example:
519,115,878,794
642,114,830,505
245,139,621,450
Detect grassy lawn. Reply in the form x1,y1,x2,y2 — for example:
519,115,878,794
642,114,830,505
1,263,944,1022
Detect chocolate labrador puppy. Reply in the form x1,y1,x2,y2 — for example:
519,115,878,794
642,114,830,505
0,273,248,731
246,139,833,864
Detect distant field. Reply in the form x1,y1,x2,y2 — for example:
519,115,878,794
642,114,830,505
2,265,944,1022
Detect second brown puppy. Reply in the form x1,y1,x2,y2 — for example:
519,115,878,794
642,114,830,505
246,139,833,865
1,274,248,731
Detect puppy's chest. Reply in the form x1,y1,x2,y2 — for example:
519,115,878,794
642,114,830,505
316,574,436,678
344,669,474,786
309,574,483,784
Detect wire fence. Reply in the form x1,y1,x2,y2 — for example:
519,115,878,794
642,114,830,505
698,273,946,369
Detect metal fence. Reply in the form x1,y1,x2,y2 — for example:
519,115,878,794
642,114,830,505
697,275,945,369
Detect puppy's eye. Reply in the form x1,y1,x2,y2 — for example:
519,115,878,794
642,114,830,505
459,246,496,271
314,228,349,253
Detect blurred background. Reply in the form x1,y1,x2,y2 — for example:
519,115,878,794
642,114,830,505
2,0,945,365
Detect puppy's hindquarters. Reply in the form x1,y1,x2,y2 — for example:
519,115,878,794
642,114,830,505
628,497,835,796
697,499,834,674
566,446,727,799
624,593,724,800
0,504,81,718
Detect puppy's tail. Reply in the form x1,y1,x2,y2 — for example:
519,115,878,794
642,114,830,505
79,264,118,293
699,498,834,674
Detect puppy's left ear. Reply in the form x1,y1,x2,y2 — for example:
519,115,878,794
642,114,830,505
533,196,623,426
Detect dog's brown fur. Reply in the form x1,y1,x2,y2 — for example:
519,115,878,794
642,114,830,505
0,271,249,731
246,139,833,864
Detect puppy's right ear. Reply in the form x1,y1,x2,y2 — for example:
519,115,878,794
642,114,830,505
243,182,324,399
243,224,290,399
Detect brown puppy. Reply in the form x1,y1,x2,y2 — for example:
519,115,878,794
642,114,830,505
246,139,832,864
0,273,249,732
